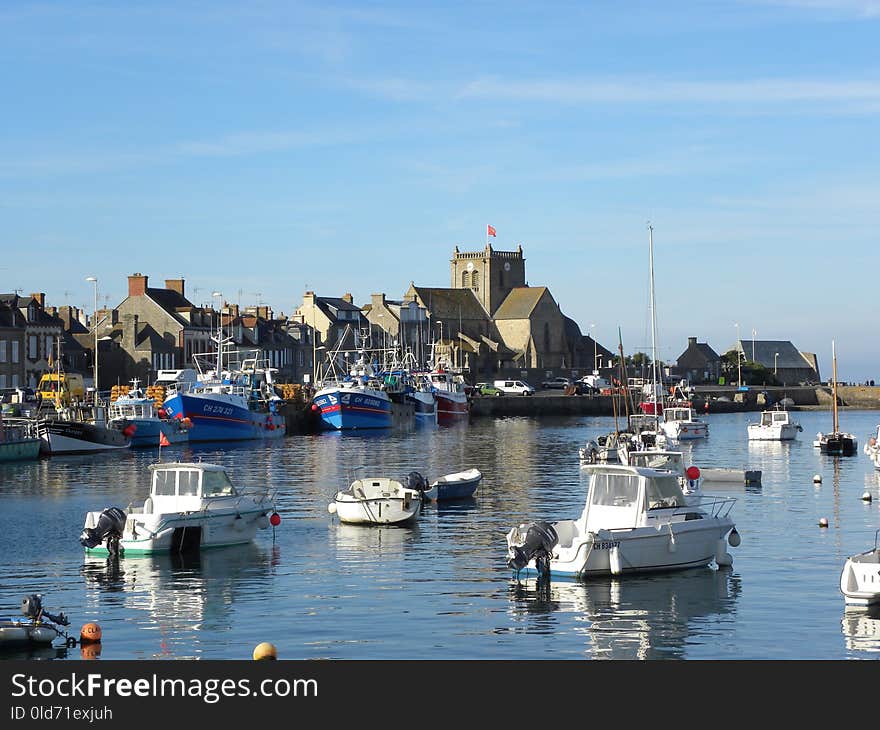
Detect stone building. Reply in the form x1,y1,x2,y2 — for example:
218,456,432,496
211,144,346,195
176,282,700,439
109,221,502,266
363,294,431,366
0,297,27,389
734,339,821,386
291,292,369,381
675,337,721,384
111,274,216,382
0,293,63,389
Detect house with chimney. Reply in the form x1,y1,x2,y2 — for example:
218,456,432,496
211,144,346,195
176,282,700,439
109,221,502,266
674,337,722,385
109,274,216,383
0,296,27,389
291,292,369,381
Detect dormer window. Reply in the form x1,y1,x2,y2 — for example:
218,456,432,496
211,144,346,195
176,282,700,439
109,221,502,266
28,305,36,322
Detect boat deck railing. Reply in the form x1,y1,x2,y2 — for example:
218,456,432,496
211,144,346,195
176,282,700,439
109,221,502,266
687,494,737,519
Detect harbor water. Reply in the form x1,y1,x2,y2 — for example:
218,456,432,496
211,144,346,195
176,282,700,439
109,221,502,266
2,409,880,660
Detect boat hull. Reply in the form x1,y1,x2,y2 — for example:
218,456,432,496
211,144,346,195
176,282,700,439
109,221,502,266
747,424,799,441
423,469,482,501
434,392,469,425
0,438,42,462
332,497,419,525
313,388,392,430
109,418,190,448
841,552,880,606
515,520,734,579
83,507,272,555
163,393,284,442
406,391,438,425
0,621,66,646
817,433,858,456
38,420,131,455
662,422,708,440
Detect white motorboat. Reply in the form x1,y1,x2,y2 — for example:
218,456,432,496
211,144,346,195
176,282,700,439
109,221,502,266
506,463,739,581
79,462,277,555
747,408,802,441
422,468,482,501
840,531,880,606
660,406,708,441
620,447,705,504
328,474,423,525
0,595,71,648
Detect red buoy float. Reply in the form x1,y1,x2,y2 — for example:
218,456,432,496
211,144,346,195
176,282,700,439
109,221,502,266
269,512,281,527
686,466,701,480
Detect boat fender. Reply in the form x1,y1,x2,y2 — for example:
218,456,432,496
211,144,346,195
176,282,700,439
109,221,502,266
328,503,337,514
728,528,741,547
715,539,733,567
609,545,623,575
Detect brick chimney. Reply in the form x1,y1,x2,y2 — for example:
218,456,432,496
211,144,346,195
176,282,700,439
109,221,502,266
342,292,353,304
165,278,185,298
128,273,148,297
30,293,45,308
688,337,697,346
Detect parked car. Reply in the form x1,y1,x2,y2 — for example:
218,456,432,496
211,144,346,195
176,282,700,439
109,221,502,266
540,377,572,390
493,379,536,396
474,382,504,397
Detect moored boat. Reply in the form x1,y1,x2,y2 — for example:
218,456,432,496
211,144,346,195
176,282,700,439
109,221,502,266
660,405,708,441
814,341,857,456
747,407,802,441
506,463,739,582
422,468,482,501
328,473,424,525
79,462,277,555
0,416,42,462
864,425,880,470
840,531,880,606
108,380,190,448
0,595,71,648
424,367,469,426
36,406,132,455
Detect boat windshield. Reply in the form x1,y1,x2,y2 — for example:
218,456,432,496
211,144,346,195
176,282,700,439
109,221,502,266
645,475,686,510
202,470,236,497
590,473,640,507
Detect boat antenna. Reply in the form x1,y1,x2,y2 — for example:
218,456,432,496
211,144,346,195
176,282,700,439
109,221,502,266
647,223,661,411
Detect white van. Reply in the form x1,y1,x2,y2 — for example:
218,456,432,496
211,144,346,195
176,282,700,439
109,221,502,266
493,379,535,396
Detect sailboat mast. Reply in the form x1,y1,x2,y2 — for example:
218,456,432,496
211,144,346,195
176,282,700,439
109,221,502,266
648,223,659,402
831,340,839,434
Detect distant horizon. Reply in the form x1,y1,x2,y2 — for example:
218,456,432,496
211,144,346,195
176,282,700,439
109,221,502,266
3,1,877,381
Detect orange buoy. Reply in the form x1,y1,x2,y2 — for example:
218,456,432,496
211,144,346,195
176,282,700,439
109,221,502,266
80,622,102,643
80,642,102,660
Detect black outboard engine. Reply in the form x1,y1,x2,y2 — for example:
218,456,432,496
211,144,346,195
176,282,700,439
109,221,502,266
21,594,69,626
507,521,559,583
405,471,428,495
79,507,127,556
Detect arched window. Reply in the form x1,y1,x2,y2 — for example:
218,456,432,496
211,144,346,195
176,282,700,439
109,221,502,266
472,270,480,293
461,271,469,288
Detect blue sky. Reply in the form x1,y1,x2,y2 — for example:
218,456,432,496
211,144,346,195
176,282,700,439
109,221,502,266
2,1,879,381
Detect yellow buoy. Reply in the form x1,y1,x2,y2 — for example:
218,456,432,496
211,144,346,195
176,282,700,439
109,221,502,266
80,622,102,643
253,642,277,661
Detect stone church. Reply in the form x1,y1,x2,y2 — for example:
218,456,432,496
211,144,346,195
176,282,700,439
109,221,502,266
403,243,610,378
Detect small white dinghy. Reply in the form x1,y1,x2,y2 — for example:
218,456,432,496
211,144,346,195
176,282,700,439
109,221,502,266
840,530,880,606
328,473,423,525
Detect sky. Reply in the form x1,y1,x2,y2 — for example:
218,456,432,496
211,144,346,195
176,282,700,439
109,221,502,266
2,0,879,381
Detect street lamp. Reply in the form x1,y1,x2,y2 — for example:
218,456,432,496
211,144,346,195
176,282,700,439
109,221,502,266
774,352,779,376
590,323,597,374
85,276,98,399
734,322,741,386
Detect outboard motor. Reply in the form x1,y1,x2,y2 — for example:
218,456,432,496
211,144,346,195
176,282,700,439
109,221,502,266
507,521,559,582
405,471,428,495
21,594,69,626
79,507,127,556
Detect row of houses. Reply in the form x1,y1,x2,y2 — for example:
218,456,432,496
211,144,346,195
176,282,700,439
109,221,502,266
1,244,821,392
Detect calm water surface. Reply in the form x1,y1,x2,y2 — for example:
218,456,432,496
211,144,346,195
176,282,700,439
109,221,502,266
3,409,880,660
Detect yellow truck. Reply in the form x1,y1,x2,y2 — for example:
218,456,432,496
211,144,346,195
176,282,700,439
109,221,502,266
37,373,85,406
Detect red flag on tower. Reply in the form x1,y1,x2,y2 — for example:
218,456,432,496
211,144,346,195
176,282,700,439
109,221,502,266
487,224,496,237
159,432,170,447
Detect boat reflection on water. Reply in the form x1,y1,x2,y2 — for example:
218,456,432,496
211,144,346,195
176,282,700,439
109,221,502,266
81,543,275,658
331,521,422,564
508,568,740,659
841,606,880,653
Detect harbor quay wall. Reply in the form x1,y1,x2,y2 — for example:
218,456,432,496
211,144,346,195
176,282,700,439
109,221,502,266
281,386,880,431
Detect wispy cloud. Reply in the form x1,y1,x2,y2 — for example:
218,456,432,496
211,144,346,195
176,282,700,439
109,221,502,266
457,76,880,106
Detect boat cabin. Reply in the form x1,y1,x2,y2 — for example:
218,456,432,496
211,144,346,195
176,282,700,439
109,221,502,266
663,407,697,423
135,463,238,514
577,464,690,533
759,410,792,427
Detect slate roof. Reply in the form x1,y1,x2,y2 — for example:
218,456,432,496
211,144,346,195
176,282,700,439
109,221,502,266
493,287,549,320
735,340,816,370
406,286,489,322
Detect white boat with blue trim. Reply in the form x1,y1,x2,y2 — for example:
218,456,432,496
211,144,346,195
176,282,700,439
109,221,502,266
79,462,277,555
840,530,880,606
506,463,739,582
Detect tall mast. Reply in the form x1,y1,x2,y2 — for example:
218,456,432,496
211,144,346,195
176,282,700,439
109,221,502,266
831,340,839,434
648,223,659,400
